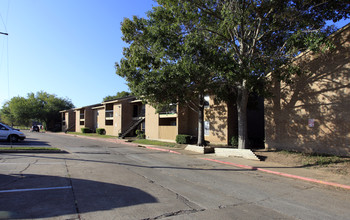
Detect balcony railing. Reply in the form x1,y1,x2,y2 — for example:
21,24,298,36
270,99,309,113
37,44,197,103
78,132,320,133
159,105,177,115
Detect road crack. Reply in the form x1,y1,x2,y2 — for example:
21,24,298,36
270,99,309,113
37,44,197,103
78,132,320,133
64,159,81,220
142,209,205,220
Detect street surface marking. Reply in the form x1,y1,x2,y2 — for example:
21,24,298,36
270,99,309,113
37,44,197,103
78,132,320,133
0,186,72,193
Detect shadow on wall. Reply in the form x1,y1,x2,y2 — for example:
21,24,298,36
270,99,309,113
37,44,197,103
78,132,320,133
204,97,265,148
265,28,350,156
0,174,157,219
205,103,229,144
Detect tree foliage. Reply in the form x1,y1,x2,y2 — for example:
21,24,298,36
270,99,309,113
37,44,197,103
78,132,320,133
154,0,350,148
103,91,132,102
116,6,225,145
0,91,74,130
116,0,349,148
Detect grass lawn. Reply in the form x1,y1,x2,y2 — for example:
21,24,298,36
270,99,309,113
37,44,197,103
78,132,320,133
132,139,177,148
66,132,117,139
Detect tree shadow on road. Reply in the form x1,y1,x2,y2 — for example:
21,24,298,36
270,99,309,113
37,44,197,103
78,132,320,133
0,173,157,219
0,138,51,147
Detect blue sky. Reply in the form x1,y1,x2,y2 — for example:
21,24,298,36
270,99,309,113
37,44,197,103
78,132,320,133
0,1,348,108
0,0,156,108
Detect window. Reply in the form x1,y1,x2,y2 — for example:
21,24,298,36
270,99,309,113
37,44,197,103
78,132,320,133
133,105,139,117
204,95,210,108
105,110,113,118
204,121,210,136
80,110,85,119
106,120,113,126
159,118,176,126
80,121,84,126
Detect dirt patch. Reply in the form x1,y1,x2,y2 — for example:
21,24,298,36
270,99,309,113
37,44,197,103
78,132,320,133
254,150,350,176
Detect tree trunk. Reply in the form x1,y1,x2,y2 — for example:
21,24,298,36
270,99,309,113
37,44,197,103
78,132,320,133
237,83,249,149
197,94,206,146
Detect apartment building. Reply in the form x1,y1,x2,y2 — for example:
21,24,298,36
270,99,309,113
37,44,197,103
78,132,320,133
74,104,102,133
145,95,237,145
60,109,76,132
264,23,350,156
97,97,145,137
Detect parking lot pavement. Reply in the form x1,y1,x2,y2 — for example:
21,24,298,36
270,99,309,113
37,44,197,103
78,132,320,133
1,132,350,220
0,153,79,219
0,130,52,148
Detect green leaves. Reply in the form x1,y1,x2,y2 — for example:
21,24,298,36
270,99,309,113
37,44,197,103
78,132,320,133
0,91,74,128
103,91,132,102
116,3,221,109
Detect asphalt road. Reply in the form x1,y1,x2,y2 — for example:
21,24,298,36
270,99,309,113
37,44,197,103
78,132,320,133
0,131,349,219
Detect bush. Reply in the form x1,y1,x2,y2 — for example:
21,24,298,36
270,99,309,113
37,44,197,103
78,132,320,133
230,136,238,148
81,127,92,133
176,134,191,144
136,130,145,139
96,128,106,135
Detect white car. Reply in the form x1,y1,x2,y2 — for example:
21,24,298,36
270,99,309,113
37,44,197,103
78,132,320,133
0,122,26,142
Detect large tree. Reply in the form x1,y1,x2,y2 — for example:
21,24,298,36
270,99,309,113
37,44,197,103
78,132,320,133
116,6,224,145
0,91,74,130
155,0,349,149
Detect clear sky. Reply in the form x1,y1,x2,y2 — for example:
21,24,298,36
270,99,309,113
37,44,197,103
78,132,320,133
0,1,348,108
0,0,156,108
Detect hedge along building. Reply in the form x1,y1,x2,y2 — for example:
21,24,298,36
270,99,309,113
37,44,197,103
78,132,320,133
60,109,76,132
145,95,237,145
95,96,145,137
264,23,350,156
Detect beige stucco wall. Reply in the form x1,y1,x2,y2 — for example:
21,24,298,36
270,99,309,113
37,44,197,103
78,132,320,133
265,24,350,156
178,105,197,136
97,98,139,137
75,106,97,132
159,126,177,140
145,97,234,145
68,111,76,132
145,104,160,140
62,110,76,132
75,109,84,132
84,107,95,130
204,97,231,145
96,108,105,130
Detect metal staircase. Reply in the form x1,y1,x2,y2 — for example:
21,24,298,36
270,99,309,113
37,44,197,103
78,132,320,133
119,118,145,138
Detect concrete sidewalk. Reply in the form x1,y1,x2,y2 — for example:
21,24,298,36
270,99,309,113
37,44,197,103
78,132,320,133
164,146,350,190
57,133,350,190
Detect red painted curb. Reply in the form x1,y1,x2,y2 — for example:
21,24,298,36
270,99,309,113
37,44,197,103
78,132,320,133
143,146,181,154
201,158,350,190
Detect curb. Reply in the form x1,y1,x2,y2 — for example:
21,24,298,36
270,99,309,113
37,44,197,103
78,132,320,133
139,145,182,155
201,158,350,190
